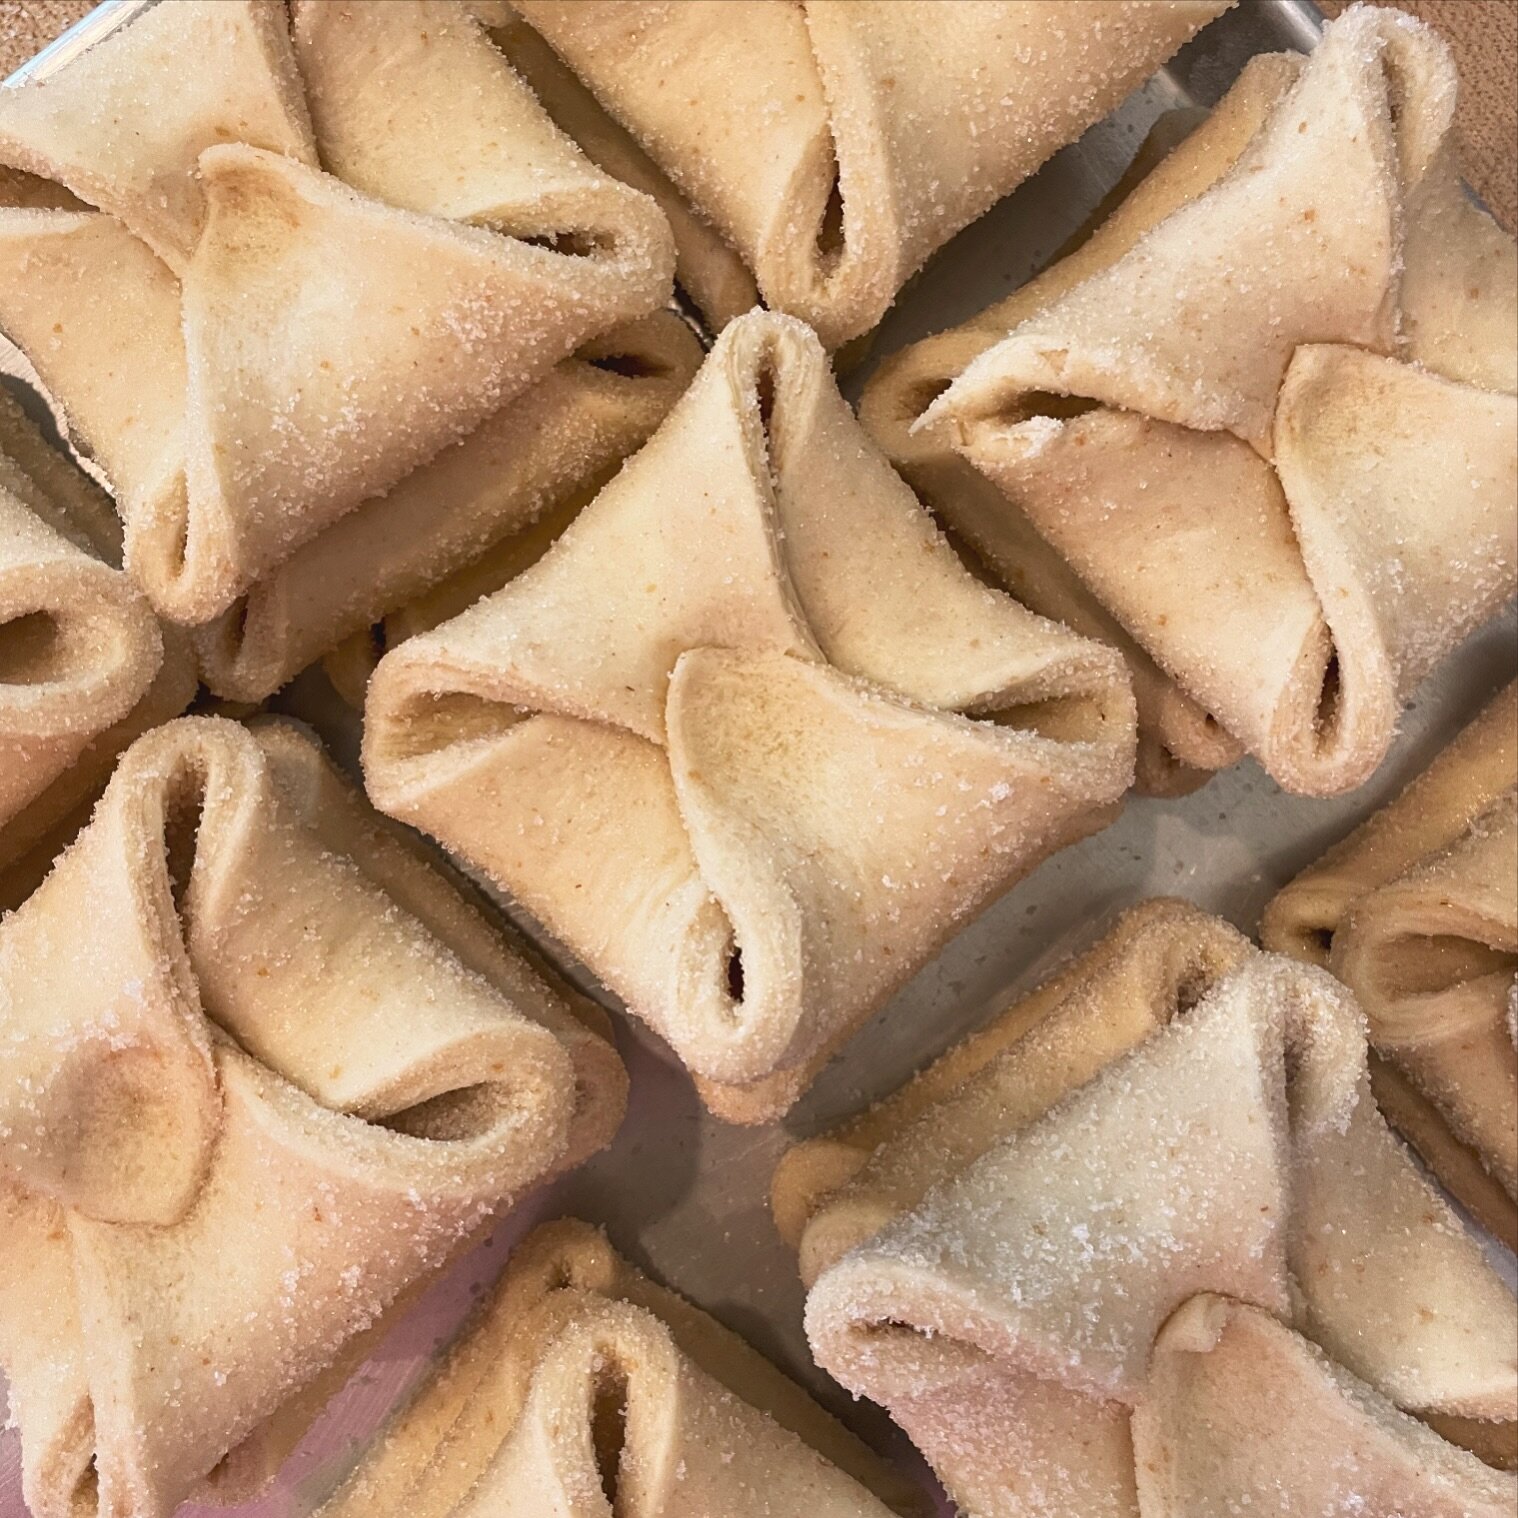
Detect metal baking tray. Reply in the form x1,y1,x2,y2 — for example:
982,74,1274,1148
3,3,1514,1514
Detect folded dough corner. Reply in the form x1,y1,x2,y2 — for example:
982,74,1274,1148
510,0,1232,349
0,716,627,1518
0,388,195,909
314,1218,930,1518
0,0,676,626
778,898,1518,1517
865,3,1518,798
363,308,1137,1122
1264,681,1518,1252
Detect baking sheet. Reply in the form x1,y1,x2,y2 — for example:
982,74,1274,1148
3,2,1516,1514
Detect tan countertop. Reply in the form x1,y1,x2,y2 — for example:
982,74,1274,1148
0,0,1512,228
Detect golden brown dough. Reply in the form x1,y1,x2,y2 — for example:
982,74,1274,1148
0,389,194,902
0,0,675,625
364,310,1137,1122
315,1220,929,1518
193,312,702,703
0,717,627,1518
1263,683,1518,1247
512,0,1232,348
873,5,1517,797
779,900,1517,1516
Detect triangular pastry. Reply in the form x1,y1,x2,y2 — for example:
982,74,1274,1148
0,389,194,906
778,900,1518,1516
314,1219,929,1518
870,5,1517,797
193,311,702,703
511,0,1232,349
1264,683,1518,1249
363,309,1137,1122
0,717,627,1518
0,0,676,625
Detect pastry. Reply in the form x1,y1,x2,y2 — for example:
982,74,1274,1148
315,1219,929,1518
777,900,1518,1515
0,388,194,905
1263,683,1518,1248
0,0,675,624
865,5,1518,796
363,309,1137,1122
511,0,1232,349
0,717,627,1518
193,311,702,704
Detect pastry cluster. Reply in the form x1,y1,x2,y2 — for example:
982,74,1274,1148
0,3,1512,1517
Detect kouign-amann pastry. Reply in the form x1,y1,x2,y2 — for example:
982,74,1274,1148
316,1219,929,1518
0,0,675,624
511,0,1233,349
1264,682,1518,1249
364,309,1137,1122
0,388,194,905
868,4,1518,797
194,311,703,704
0,717,627,1518
776,900,1518,1516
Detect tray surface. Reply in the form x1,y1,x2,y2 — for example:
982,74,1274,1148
3,3,1514,1515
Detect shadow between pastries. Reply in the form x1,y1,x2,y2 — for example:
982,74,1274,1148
0,717,627,1518
776,899,1518,1516
511,0,1231,349
867,4,1518,798
314,1219,931,1518
363,308,1137,1123
0,0,675,625
1264,682,1518,1251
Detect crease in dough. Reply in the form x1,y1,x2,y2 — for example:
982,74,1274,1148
314,1218,931,1518
1263,681,1518,1250
0,716,627,1518
364,308,1137,1122
512,0,1232,349
778,899,1518,1516
0,0,676,625
876,4,1517,796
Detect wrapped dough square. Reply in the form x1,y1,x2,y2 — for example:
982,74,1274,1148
0,716,628,1518
1264,682,1518,1249
363,309,1137,1122
0,388,194,906
776,899,1518,1516
866,4,1518,797
511,1,1233,349
314,1219,931,1518
0,0,676,625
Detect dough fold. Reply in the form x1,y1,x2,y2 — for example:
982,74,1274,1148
0,717,627,1518
1264,683,1518,1248
0,0,676,624
876,6,1517,795
0,390,194,905
512,0,1231,348
314,1219,927,1518
364,309,1136,1121
780,900,1517,1516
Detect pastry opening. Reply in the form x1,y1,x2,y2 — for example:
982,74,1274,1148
1019,391,1102,423
1312,653,1342,743
906,376,952,425
587,349,669,381
813,170,846,277
383,689,525,766
0,609,64,684
518,225,619,261
726,945,746,1004
590,1356,632,1505
162,765,207,917
1372,934,1517,1001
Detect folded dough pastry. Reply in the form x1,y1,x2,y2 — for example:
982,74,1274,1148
0,388,194,905
1263,683,1518,1249
364,309,1137,1122
511,0,1232,349
193,311,702,703
0,717,627,1518
0,0,675,625
875,5,1518,798
778,899,1518,1516
315,1219,928,1518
